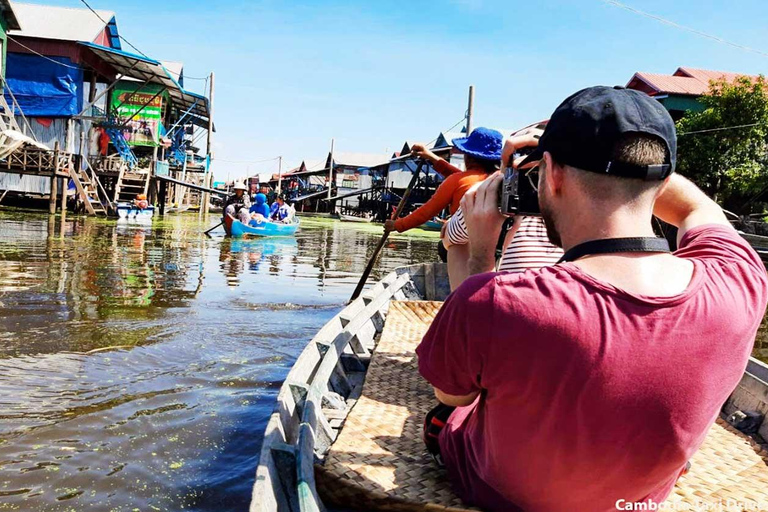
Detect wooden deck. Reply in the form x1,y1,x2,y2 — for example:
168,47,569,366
0,146,70,177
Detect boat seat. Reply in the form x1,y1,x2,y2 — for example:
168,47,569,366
316,300,768,511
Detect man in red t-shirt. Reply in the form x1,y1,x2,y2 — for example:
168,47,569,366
417,86,768,512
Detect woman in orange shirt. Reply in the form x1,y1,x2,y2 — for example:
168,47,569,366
384,127,503,233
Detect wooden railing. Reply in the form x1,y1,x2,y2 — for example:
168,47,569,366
1,146,71,176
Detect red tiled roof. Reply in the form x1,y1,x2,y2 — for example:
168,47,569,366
627,67,761,97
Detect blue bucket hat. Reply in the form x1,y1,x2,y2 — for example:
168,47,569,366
451,127,503,161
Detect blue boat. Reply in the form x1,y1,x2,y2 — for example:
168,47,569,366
229,216,300,238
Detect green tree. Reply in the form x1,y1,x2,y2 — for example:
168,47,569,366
675,75,768,211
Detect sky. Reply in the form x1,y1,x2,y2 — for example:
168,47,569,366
37,0,768,181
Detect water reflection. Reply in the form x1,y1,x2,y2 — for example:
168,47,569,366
0,211,439,511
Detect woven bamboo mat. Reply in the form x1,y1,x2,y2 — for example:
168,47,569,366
316,300,768,511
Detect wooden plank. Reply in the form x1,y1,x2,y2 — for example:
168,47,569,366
297,400,328,512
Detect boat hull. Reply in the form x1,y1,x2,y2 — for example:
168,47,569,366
334,213,372,223
230,217,299,238
250,261,768,511
421,220,443,231
223,214,234,236
116,204,154,221
250,263,450,511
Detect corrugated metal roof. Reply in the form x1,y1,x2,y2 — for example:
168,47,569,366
677,67,760,85
161,61,184,84
331,152,390,168
79,42,210,124
628,68,762,97
633,72,708,95
9,2,115,43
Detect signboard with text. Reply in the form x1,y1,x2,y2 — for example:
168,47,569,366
111,82,165,147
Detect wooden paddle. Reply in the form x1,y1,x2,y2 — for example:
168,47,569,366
204,220,223,237
349,160,425,302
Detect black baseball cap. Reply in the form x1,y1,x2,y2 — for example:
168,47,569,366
520,86,676,180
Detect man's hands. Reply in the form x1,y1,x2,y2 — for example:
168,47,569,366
384,219,396,232
501,127,544,169
461,173,506,275
411,143,439,163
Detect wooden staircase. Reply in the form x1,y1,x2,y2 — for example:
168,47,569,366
69,163,109,216
113,168,151,204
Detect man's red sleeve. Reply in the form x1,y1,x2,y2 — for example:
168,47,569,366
416,274,495,397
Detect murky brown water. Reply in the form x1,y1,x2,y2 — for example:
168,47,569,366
0,211,440,512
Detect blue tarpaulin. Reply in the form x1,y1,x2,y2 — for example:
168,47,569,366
5,53,83,117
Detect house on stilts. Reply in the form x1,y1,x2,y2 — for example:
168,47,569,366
0,2,214,216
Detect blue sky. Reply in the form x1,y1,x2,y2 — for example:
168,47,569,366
43,0,768,181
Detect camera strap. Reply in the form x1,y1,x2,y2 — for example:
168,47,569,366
558,237,671,263
495,217,515,267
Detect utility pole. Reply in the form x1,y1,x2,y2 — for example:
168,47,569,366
276,156,283,195
202,71,215,216
327,138,334,200
466,85,475,134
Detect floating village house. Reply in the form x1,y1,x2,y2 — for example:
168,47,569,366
0,2,213,215
626,67,761,120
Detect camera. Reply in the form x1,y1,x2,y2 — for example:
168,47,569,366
498,150,541,217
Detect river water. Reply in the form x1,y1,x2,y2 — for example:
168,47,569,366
0,211,440,512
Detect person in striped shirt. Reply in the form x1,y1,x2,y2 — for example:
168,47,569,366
444,206,562,289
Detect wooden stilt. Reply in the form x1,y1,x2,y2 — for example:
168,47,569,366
59,176,67,221
159,181,167,216
49,142,60,214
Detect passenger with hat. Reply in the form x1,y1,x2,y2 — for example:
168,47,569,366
417,86,768,511
384,127,503,234
224,182,251,224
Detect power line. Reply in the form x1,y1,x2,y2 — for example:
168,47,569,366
603,0,768,58
426,116,467,146
679,122,763,136
7,36,82,70
79,0,149,58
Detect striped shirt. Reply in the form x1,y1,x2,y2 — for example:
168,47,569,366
446,209,563,273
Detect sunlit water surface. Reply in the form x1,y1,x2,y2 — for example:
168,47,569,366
0,211,440,511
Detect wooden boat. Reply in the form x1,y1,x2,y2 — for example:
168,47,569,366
421,219,444,231
251,262,768,512
223,213,235,236
230,216,300,238
116,202,154,221
333,213,373,223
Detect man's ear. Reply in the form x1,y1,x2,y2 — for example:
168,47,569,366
543,152,564,196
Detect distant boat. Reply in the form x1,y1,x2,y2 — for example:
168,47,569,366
421,219,444,231
224,213,299,238
116,203,154,222
333,213,373,223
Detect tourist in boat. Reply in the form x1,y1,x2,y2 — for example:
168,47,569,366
224,182,251,223
443,206,562,289
249,193,271,225
416,86,768,512
270,195,292,223
383,127,503,234
133,193,149,210
442,128,562,288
